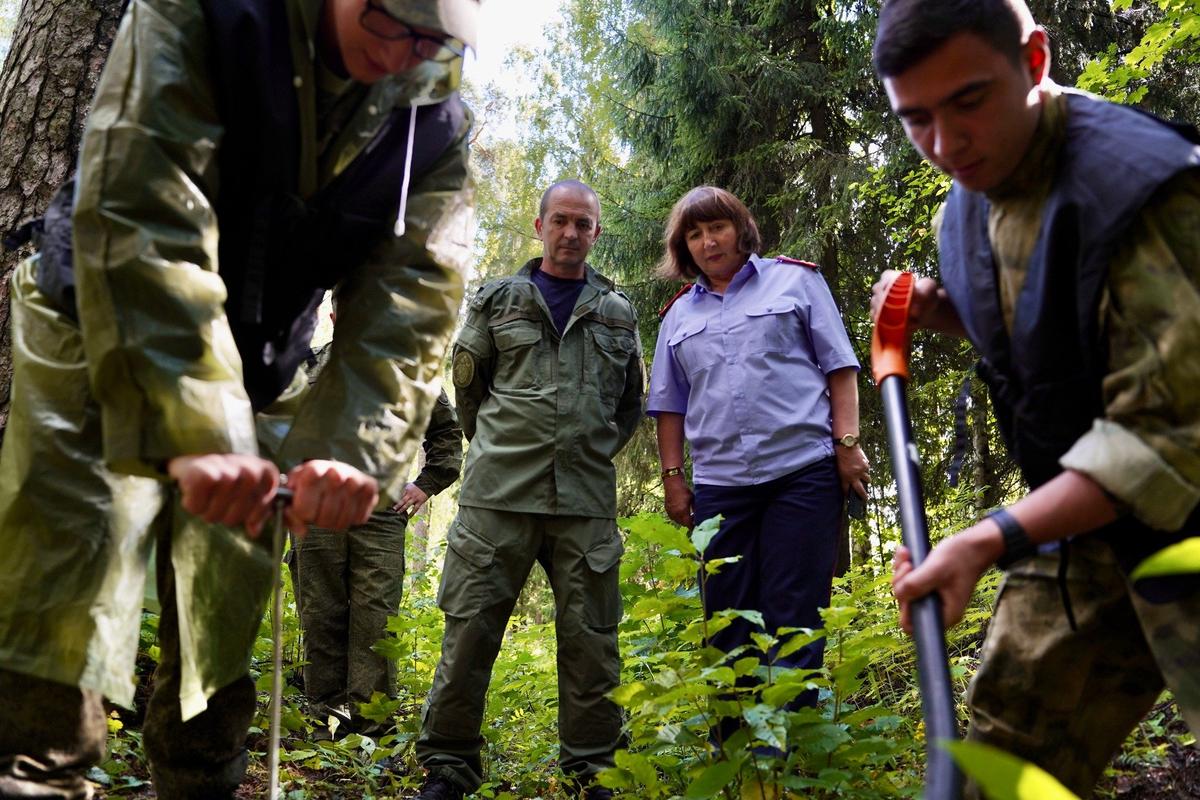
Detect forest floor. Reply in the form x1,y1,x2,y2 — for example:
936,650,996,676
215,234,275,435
94,704,1198,799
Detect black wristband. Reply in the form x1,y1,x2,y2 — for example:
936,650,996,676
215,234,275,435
987,507,1036,570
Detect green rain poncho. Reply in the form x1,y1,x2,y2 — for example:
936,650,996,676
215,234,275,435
0,0,473,721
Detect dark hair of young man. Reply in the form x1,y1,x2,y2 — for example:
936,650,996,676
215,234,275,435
657,186,763,282
873,0,1030,77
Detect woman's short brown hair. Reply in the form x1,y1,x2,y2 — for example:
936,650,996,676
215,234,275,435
657,186,762,281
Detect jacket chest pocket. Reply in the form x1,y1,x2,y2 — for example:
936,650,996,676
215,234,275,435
491,319,546,389
744,302,797,354
586,326,635,399
667,317,720,377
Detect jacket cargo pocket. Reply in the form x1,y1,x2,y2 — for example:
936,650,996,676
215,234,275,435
491,319,545,389
582,530,625,628
588,327,635,400
437,517,497,617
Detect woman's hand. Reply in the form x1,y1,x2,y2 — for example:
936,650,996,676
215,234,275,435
168,454,280,537
285,460,379,535
663,473,695,528
836,443,870,501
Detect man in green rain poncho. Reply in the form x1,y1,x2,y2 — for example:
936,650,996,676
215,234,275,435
0,0,477,797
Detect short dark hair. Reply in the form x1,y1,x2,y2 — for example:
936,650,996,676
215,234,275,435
657,186,761,282
873,0,1034,77
539,180,600,219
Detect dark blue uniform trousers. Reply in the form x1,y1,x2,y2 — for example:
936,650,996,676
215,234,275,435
693,456,842,711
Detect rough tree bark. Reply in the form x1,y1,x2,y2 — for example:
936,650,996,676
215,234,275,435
0,0,124,437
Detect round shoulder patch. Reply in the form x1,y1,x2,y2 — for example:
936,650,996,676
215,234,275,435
452,351,476,388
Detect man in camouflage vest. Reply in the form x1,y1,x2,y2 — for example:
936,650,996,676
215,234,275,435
872,0,1200,796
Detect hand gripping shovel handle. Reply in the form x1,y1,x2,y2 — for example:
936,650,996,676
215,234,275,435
872,273,962,800
268,486,293,800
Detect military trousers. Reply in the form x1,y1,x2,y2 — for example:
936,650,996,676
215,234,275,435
966,535,1200,799
415,506,625,793
293,510,407,735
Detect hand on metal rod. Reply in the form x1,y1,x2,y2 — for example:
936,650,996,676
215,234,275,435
167,453,280,537
284,459,378,535
872,269,963,800
168,454,379,536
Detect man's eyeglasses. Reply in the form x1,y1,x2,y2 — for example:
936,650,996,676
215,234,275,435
360,0,466,61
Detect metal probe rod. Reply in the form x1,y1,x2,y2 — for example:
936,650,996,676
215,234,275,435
268,486,293,800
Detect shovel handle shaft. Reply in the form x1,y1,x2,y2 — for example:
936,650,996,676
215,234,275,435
872,272,962,800
881,377,962,799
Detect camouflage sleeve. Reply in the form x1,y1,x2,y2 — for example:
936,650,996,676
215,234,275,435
1059,169,1200,531
613,324,646,455
450,285,497,442
412,388,462,496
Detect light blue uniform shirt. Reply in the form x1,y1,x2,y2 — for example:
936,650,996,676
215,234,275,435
647,254,859,486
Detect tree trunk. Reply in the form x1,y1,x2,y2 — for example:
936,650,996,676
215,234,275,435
0,0,124,438
407,446,431,584
971,379,1005,512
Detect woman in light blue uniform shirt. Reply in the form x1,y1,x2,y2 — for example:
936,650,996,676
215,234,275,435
647,186,869,735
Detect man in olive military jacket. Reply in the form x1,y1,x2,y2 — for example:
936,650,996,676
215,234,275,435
413,180,644,800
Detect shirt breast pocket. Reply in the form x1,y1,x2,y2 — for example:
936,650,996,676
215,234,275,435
744,301,797,354
492,320,545,389
668,318,719,377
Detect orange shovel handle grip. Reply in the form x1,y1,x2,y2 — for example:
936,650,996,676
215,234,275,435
871,271,915,385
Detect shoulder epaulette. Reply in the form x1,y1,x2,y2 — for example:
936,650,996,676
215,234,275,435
469,277,511,309
658,283,695,319
775,255,820,270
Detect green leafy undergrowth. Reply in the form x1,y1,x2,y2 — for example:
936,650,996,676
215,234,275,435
598,512,970,799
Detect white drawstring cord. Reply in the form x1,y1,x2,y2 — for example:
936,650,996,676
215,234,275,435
393,104,418,237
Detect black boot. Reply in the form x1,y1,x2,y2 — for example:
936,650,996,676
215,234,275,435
414,775,465,800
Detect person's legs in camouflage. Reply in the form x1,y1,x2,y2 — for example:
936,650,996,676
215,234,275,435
345,510,406,735
294,525,351,728
142,525,257,800
0,669,106,800
416,507,540,794
966,538,1164,799
541,516,625,789
1130,575,1200,737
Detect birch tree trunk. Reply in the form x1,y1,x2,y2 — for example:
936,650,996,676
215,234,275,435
0,0,124,438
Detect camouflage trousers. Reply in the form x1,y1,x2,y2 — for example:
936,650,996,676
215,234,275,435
0,525,256,800
292,510,407,736
966,535,1200,798
416,506,625,794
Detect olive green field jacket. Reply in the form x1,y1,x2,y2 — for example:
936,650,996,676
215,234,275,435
452,259,644,518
